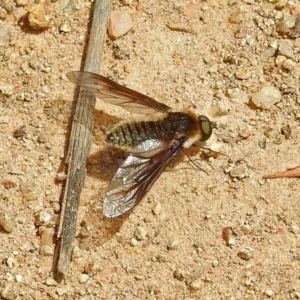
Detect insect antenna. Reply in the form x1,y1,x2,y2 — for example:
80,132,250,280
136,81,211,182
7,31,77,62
185,153,209,175
200,147,229,158
182,146,228,174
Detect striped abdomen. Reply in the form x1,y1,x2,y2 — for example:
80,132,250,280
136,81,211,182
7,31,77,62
106,120,170,147
106,112,200,147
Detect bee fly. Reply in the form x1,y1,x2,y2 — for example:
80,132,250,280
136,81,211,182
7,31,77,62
67,71,213,218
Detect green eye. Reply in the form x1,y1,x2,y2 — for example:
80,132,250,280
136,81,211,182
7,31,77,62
199,115,212,141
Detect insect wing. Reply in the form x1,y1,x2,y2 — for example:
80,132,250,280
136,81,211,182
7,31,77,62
103,139,184,217
67,71,170,114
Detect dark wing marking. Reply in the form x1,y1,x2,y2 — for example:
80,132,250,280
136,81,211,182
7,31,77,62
67,71,171,114
103,138,185,217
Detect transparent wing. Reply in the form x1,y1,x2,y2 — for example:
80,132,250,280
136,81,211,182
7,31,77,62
103,138,184,217
67,71,171,114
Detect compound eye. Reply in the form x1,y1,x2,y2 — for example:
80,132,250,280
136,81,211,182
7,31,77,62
199,115,212,141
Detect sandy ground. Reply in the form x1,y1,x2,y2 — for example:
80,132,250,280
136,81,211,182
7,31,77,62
1,0,300,299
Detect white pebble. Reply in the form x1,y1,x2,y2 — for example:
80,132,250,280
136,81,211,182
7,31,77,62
190,278,202,290
40,245,53,256
265,289,273,297
251,86,281,109
15,274,23,283
7,257,18,268
152,202,162,215
36,210,52,225
0,84,13,95
78,274,89,283
134,226,147,240
130,238,138,246
59,22,71,33
0,212,15,233
282,59,296,71
260,47,276,61
45,277,57,286
228,237,236,246
289,224,299,234
278,41,294,58
167,239,179,250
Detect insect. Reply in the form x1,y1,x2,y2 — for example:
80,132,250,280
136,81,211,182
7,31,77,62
67,71,213,218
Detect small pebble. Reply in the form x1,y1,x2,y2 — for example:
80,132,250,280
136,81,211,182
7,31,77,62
15,275,23,283
278,41,294,58
0,84,13,95
40,245,53,256
190,278,202,290
40,228,53,246
152,202,162,215
212,259,219,267
275,55,286,68
0,25,10,46
0,8,8,20
7,256,19,268
12,7,27,20
264,127,282,144
281,125,291,139
289,224,299,234
122,0,133,5
108,11,133,38
173,269,186,281
251,86,281,109
229,8,249,24
282,59,296,71
238,247,254,260
20,180,42,201
201,8,214,24
37,132,49,143
0,212,15,233
291,15,300,38
275,0,287,9
84,260,102,275
241,225,252,234
265,289,274,297
130,238,138,246
78,274,89,283
228,237,236,246
167,239,179,250
208,64,218,73
156,253,167,262
184,3,201,16
235,67,251,79
260,47,276,61
36,210,52,225
13,125,26,139
1,283,19,300
134,226,147,240
28,4,50,31
59,22,71,33
28,58,42,70
276,13,295,34
15,0,28,6
229,164,248,179
56,286,68,296
45,277,57,286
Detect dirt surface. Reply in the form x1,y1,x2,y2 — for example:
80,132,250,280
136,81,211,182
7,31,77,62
1,0,300,299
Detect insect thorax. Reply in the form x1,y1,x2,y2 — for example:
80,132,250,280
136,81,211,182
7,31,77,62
106,112,198,147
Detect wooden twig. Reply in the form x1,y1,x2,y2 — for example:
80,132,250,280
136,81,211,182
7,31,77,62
263,165,300,179
54,0,112,280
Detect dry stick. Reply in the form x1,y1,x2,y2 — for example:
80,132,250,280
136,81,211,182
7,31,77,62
54,0,112,280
